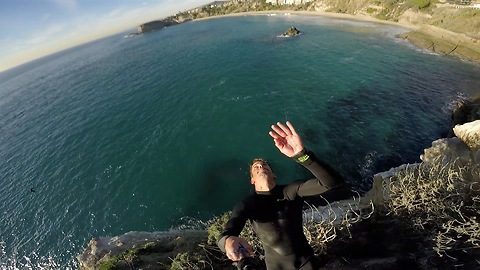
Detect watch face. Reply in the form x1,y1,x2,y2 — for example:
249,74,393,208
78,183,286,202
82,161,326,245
298,154,309,162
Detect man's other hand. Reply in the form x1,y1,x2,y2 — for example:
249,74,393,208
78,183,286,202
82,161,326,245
225,236,254,261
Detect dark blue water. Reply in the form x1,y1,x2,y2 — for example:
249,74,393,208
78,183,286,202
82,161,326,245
1,15,479,269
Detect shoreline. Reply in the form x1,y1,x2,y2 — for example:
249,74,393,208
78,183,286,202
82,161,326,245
193,10,420,31
191,10,480,65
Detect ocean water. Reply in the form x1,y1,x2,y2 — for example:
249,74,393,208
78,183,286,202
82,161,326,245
1,14,479,269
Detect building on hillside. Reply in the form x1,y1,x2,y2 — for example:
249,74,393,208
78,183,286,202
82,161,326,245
444,0,480,8
266,0,313,4
444,0,462,3
445,0,474,4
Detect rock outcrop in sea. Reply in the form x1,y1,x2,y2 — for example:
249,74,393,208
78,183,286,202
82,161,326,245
282,26,300,37
78,98,480,269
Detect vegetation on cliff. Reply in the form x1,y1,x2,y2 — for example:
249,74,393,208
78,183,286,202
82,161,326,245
87,151,480,269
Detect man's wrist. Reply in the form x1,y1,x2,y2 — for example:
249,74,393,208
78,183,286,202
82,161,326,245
292,149,310,163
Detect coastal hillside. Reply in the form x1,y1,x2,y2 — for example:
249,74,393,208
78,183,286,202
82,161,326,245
167,0,479,36
135,0,480,63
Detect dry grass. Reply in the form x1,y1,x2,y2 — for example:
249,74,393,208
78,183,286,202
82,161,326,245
387,158,480,263
168,158,480,269
302,196,374,255
166,196,374,270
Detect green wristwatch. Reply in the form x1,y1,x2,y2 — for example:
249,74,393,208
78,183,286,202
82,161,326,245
297,153,310,163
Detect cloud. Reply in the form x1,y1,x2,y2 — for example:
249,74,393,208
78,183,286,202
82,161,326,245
0,0,214,71
48,0,79,12
26,24,66,45
41,13,52,23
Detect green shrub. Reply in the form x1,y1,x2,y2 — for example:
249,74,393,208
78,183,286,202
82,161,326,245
98,256,121,270
170,253,205,270
96,242,157,270
407,0,431,9
375,13,389,20
207,212,231,245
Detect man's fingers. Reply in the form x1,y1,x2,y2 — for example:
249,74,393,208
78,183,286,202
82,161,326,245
276,122,292,136
271,122,293,137
227,250,240,261
286,121,298,136
271,124,286,137
269,131,280,139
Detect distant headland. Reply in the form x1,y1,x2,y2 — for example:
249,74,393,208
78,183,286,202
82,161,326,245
127,0,480,64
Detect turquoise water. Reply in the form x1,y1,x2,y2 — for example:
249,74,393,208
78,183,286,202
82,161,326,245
1,15,479,268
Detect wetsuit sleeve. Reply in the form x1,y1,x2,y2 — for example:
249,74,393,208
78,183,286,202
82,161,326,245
217,198,250,253
287,149,346,198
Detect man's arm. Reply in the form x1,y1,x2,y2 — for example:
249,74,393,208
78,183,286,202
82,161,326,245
291,149,346,197
217,199,254,261
293,148,345,189
269,121,347,197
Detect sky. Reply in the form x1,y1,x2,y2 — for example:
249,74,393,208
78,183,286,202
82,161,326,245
0,0,213,72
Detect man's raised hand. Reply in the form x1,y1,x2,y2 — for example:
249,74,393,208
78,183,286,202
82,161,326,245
269,121,304,158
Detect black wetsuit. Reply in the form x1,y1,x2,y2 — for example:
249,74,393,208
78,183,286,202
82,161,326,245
217,150,347,270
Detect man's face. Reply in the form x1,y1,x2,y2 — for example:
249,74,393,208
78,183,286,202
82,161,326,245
250,160,275,184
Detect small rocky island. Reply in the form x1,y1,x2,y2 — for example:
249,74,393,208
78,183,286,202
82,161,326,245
282,26,300,37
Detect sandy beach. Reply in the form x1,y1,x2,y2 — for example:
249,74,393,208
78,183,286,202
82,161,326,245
194,10,420,30
193,10,480,64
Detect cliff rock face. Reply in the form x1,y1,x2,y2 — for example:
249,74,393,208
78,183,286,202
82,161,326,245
365,120,480,207
363,164,413,205
454,120,480,150
420,137,473,166
418,119,480,167
454,120,480,164
308,0,480,63
137,19,179,34
396,25,480,64
452,97,480,122
77,230,207,270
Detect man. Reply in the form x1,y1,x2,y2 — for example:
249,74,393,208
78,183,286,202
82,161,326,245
217,121,348,270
